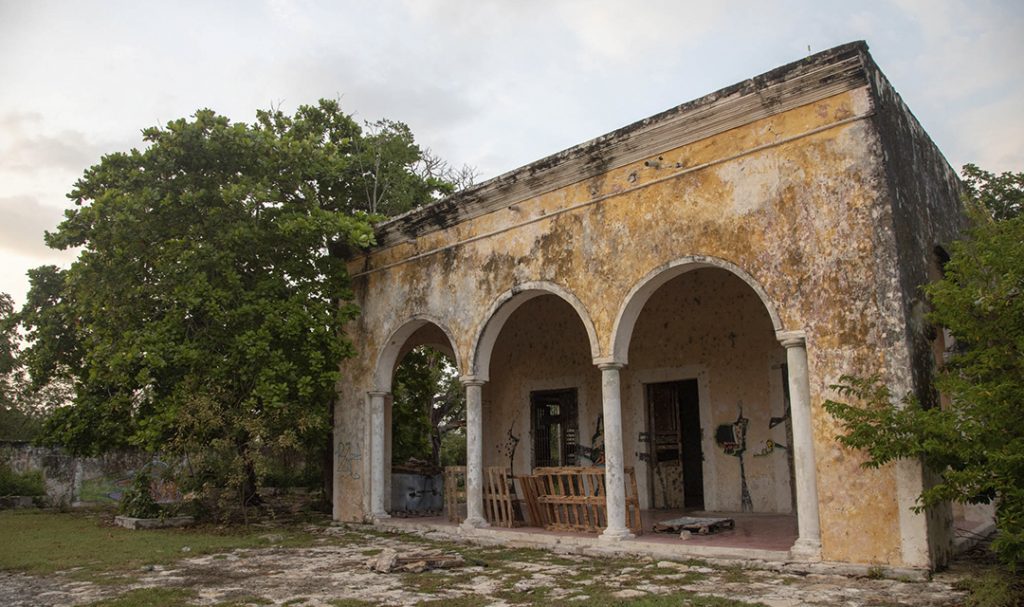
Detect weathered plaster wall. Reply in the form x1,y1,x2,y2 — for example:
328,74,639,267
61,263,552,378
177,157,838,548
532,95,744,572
334,44,955,569
0,442,154,507
861,60,969,570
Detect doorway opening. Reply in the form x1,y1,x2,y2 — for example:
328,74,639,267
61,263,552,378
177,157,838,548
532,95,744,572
530,389,579,468
646,379,704,510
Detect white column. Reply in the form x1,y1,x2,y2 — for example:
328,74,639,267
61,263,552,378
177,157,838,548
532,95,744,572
368,390,390,520
598,362,634,541
461,377,489,529
779,332,822,560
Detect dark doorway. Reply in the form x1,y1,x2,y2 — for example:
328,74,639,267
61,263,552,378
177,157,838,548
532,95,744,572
646,379,704,510
531,389,579,468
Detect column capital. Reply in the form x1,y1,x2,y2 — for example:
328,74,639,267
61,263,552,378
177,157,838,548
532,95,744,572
460,375,486,387
594,358,626,371
776,330,806,349
367,390,390,398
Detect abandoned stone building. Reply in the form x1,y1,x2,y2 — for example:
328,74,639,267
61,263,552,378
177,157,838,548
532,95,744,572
333,41,990,574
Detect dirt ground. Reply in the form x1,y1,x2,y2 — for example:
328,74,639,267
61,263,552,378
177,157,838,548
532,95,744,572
0,522,983,607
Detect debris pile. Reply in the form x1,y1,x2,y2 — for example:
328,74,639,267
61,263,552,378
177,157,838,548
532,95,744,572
367,548,466,574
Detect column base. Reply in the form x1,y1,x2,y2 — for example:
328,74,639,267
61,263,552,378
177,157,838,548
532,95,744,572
371,511,391,522
789,537,822,561
599,527,635,542
460,517,490,532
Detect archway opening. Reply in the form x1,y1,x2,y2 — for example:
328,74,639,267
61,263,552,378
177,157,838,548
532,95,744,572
392,346,465,472
380,322,463,517
621,266,797,548
482,294,597,477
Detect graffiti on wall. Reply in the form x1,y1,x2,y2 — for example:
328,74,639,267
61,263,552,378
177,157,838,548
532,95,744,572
715,404,753,512
336,441,362,479
578,414,605,465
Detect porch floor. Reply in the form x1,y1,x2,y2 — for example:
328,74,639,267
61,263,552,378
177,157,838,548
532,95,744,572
379,509,798,560
643,510,797,551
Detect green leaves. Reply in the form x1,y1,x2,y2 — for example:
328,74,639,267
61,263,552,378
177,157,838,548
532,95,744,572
18,99,448,509
962,163,1024,221
391,347,465,468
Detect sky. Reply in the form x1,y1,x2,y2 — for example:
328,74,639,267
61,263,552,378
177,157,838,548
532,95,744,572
1,0,1022,307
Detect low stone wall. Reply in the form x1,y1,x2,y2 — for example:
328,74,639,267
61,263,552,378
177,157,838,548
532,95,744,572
0,441,154,507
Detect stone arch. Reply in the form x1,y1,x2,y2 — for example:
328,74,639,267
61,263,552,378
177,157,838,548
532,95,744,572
470,281,601,382
610,255,785,364
373,315,462,392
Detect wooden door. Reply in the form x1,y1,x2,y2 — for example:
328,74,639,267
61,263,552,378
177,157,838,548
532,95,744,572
647,379,704,510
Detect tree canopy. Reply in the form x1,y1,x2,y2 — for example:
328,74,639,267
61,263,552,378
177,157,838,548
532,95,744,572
961,163,1024,221
0,291,65,441
390,347,465,469
19,100,449,504
824,165,1024,569
0,293,35,440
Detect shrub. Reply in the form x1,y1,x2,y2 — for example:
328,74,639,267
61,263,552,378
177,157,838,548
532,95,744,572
0,462,44,496
119,470,161,518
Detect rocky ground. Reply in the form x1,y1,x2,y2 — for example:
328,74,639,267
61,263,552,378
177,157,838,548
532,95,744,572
0,524,980,606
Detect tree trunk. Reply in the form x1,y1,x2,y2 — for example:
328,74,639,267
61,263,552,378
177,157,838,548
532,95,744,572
431,429,442,468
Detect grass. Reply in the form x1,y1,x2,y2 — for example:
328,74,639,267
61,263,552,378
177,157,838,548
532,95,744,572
81,588,196,607
583,592,768,607
7,509,975,607
0,509,319,577
414,598,483,607
719,564,752,584
954,569,1024,607
401,570,476,594
213,597,274,607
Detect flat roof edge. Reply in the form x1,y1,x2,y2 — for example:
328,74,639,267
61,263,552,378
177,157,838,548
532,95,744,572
372,41,871,249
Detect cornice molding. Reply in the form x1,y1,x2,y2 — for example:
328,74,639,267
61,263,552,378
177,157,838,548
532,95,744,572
369,41,870,251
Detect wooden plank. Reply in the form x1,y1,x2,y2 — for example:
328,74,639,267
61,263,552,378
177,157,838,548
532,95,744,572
444,466,466,524
524,466,643,535
482,466,519,528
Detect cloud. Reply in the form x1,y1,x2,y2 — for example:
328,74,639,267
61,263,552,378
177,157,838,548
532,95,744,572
956,92,1024,172
886,0,1024,101
553,0,727,67
0,195,71,260
0,112,112,175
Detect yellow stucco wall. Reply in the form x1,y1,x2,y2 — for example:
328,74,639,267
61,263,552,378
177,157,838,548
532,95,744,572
335,87,923,566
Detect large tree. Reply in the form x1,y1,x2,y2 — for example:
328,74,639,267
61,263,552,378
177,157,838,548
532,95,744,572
824,165,1024,569
0,291,69,441
0,293,35,440
21,100,445,504
390,347,465,469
